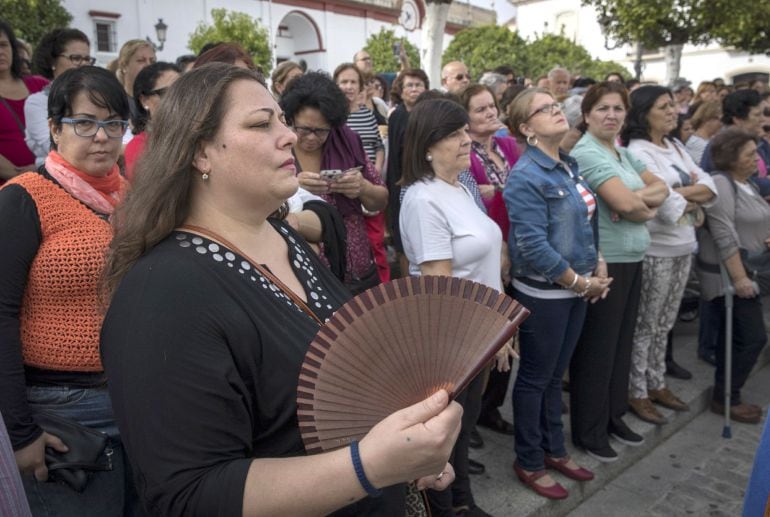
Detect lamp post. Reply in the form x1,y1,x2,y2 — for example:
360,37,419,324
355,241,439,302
146,18,168,52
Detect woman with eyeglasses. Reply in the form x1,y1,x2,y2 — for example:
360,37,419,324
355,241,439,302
25,28,94,166
0,66,144,514
0,19,49,182
123,62,180,181
281,72,387,294
504,88,610,500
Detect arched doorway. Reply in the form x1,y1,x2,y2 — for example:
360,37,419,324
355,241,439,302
275,11,325,72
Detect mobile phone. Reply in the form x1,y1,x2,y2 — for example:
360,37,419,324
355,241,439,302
320,169,343,180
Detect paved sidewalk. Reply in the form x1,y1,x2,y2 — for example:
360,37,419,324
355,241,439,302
471,304,770,516
567,362,770,517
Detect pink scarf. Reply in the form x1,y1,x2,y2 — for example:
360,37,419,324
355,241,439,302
45,151,125,215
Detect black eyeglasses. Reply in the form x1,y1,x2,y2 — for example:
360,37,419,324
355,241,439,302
60,117,128,138
292,126,331,138
148,87,169,97
526,102,564,121
452,73,471,81
59,54,97,66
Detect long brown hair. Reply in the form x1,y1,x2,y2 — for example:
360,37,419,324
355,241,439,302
101,63,265,302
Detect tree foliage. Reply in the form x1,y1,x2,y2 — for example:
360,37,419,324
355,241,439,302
363,28,420,74
442,26,627,80
442,25,530,80
583,0,770,55
188,8,272,73
0,0,72,47
526,33,628,79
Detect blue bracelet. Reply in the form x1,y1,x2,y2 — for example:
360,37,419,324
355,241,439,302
350,440,382,498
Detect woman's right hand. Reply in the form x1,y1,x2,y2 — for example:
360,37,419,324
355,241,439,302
297,171,330,195
14,431,68,481
358,390,462,490
734,277,758,299
581,275,612,302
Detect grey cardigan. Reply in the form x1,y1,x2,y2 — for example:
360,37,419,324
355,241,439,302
696,173,770,300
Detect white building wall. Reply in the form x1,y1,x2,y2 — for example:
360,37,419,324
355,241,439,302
512,0,770,84
62,0,449,74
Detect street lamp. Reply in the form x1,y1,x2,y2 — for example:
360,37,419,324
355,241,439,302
146,18,168,51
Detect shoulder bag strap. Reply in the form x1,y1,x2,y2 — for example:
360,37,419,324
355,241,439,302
177,224,323,325
0,96,25,133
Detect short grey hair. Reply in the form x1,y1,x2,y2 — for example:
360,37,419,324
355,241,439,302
548,66,570,80
479,72,507,91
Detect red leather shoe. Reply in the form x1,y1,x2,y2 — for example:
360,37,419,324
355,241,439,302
513,462,569,500
545,455,595,481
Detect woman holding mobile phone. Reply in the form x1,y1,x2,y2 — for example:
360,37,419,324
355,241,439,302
281,72,387,294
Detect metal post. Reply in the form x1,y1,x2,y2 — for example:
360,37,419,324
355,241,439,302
719,263,734,439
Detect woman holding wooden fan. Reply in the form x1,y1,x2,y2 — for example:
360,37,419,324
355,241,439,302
399,98,511,517
99,63,462,517
504,88,611,500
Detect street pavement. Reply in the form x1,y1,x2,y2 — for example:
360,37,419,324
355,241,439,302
568,361,769,517
470,305,770,517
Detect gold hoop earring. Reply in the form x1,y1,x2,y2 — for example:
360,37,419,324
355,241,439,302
526,135,538,146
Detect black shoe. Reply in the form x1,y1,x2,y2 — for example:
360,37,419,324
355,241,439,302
456,505,492,517
609,420,644,447
468,458,486,475
469,427,484,449
477,411,514,435
665,359,692,380
583,444,618,463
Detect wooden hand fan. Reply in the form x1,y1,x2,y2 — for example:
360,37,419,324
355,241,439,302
297,275,529,453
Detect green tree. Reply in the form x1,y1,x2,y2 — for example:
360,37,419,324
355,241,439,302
188,8,272,74
583,0,770,82
0,0,72,47
706,1,770,55
525,33,628,80
363,28,420,74
442,25,529,80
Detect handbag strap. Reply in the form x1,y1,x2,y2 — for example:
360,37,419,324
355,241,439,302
0,96,25,133
178,224,323,325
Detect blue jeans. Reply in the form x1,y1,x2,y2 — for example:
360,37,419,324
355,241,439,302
21,386,145,517
512,290,587,471
698,298,720,360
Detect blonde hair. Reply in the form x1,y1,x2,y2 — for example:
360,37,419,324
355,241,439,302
270,61,302,96
690,100,722,130
506,87,551,139
116,39,154,87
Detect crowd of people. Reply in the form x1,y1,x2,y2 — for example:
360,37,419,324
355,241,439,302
1,17,769,517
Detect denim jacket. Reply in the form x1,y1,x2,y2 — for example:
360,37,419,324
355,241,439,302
503,145,599,282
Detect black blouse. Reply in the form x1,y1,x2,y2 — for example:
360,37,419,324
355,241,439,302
100,221,404,516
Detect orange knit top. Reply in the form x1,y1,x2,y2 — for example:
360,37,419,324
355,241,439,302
8,173,112,371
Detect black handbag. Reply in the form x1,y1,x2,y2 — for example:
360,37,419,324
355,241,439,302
346,262,381,295
36,411,113,492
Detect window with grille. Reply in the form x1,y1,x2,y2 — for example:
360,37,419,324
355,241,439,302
95,21,117,53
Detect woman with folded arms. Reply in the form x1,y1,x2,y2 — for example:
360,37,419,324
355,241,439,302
100,63,461,516
622,85,717,426
0,66,142,514
505,88,610,500
569,82,669,463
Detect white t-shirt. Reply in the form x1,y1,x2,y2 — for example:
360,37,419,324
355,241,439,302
400,177,502,291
